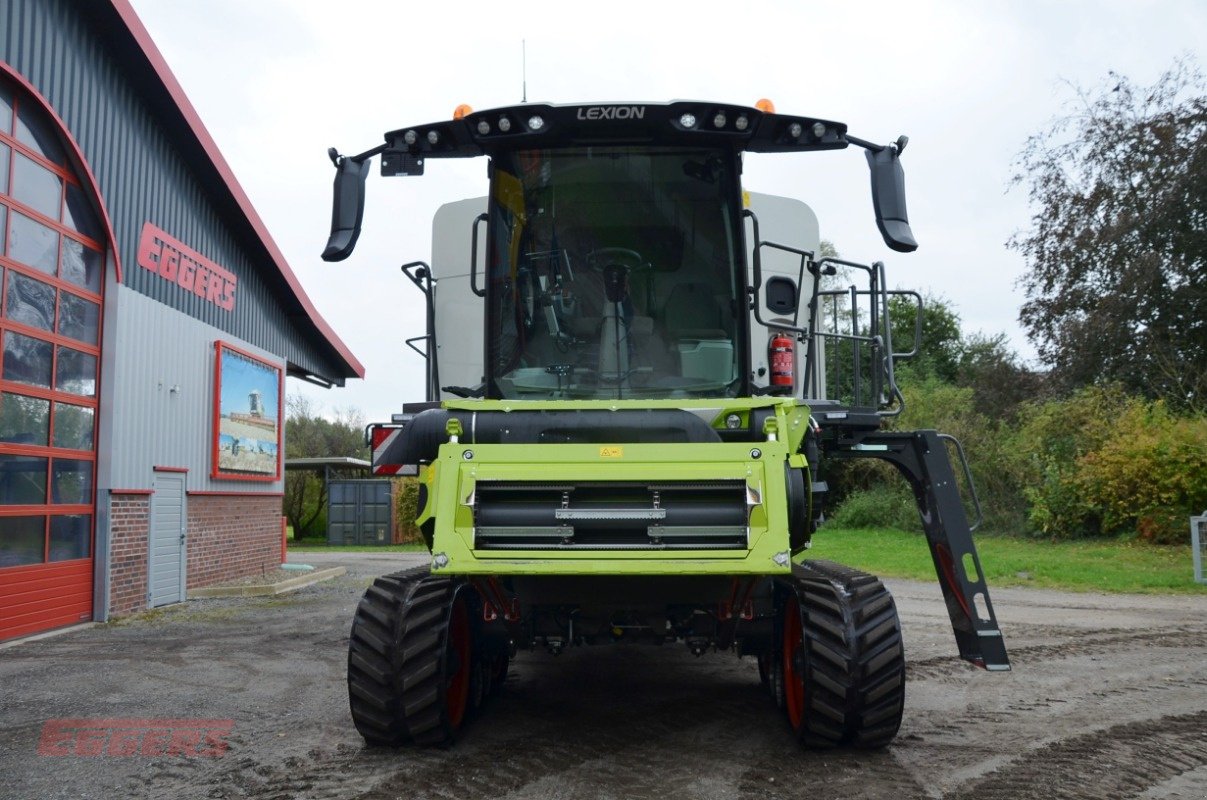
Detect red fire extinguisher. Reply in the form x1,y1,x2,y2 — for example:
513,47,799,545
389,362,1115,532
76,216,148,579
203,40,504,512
769,331,794,389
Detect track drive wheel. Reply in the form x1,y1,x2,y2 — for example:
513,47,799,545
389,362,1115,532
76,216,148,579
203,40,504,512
779,560,905,748
347,566,476,747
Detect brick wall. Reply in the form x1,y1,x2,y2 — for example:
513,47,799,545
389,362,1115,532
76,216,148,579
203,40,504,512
186,494,283,589
109,494,150,616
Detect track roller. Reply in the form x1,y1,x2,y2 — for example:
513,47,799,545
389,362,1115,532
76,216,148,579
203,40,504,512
347,566,506,747
776,560,905,748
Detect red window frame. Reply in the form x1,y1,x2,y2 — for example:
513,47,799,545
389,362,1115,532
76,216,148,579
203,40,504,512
0,77,104,569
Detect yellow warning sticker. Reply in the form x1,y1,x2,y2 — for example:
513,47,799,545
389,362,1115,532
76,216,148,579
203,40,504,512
742,190,751,208
599,446,624,458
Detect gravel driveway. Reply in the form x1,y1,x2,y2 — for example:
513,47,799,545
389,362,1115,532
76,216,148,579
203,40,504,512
1,551,1204,799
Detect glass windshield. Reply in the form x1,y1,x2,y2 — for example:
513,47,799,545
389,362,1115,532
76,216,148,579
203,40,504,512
486,147,743,400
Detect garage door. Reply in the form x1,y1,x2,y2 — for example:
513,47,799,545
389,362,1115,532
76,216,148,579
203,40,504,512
0,77,105,640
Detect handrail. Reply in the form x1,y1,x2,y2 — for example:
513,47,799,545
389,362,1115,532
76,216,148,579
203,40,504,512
470,213,488,298
938,433,984,532
400,260,439,400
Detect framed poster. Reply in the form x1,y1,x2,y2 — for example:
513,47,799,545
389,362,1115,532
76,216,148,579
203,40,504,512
211,341,282,481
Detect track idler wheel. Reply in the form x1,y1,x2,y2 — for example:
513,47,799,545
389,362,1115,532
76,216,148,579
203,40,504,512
777,560,906,748
347,567,481,747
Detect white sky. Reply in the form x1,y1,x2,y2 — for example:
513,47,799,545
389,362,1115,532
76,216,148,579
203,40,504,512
127,0,1207,423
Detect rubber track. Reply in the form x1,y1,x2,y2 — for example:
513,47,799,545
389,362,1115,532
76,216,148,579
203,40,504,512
785,559,906,748
347,566,461,747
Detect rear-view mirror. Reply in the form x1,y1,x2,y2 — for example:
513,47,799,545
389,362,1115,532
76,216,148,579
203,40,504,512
321,152,370,262
866,145,918,253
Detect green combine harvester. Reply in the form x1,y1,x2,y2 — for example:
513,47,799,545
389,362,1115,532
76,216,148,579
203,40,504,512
322,99,1009,748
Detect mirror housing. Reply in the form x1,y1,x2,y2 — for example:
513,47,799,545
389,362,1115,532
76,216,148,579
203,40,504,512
866,145,918,253
321,152,370,262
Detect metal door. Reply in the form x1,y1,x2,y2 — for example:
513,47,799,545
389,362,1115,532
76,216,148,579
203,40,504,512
328,480,393,545
148,473,186,606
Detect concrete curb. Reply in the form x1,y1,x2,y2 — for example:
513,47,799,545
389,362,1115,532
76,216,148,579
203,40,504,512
187,566,346,598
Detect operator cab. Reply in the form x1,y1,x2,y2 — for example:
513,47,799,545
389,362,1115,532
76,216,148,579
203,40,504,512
487,146,745,400
322,100,918,405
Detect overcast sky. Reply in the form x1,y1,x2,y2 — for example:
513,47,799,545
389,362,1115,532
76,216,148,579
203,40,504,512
128,0,1206,423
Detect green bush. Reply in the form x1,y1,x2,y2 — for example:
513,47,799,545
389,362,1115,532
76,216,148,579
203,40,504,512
893,371,1025,532
1007,386,1207,543
1073,402,1207,543
827,484,921,532
392,477,424,544
820,370,1024,533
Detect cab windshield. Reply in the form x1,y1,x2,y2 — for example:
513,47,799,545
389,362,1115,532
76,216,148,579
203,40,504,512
486,146,743,400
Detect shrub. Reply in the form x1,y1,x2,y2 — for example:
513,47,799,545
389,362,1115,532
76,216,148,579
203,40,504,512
391,477,424,544
827,484,922,532
1008,385,1207,543
893,372,1025,532
1073,402,1207,543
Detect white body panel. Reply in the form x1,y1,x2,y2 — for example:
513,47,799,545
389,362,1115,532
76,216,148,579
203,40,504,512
430,198,488,397
744,191,825,399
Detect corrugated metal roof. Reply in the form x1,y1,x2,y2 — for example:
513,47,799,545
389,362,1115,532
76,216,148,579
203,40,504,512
96,0,364,383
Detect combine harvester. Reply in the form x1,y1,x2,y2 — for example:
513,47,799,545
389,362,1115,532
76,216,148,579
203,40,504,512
322,98,1009,748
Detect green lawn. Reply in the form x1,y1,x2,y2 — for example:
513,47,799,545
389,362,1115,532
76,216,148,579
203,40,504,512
288,538,427,553
284,525,1204,594
808,527,1207,594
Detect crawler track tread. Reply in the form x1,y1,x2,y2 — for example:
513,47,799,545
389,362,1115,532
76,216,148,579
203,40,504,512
780,559,906,748
347,566,465,747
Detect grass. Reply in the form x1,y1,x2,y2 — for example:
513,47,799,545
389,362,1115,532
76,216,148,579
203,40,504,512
285,524,427,553
284,524,1205,594
808,527,1207,594
287,537,427,553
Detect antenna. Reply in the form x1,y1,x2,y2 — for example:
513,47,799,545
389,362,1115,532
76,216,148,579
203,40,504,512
522,40,527,103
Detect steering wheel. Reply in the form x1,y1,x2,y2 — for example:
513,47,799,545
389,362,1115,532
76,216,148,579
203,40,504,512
584,248,652,307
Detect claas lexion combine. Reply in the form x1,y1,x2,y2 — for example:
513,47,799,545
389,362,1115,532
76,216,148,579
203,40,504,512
322,99,1009,748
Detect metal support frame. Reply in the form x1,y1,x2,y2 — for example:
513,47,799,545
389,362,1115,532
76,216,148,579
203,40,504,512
1192,511,1207,584
825,428,1010,670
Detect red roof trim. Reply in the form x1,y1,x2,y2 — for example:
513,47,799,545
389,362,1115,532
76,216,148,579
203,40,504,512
105,0,365,380
0,62,123,284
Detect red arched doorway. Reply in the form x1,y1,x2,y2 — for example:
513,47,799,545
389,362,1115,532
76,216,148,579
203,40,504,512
0,71,107,640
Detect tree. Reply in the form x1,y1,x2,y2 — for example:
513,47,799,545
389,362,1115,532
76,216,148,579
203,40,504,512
956,332,1048,421
1010,60,1207,409
889,292,963,384
282,395,368,537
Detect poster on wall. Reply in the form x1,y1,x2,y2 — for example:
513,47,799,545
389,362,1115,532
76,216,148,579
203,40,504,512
212,342,282,481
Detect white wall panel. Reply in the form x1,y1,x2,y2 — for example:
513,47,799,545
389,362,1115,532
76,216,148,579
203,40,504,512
104,285,284,493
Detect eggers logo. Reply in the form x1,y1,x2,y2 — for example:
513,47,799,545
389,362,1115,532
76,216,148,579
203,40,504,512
38,718,233,757
137,222,238,312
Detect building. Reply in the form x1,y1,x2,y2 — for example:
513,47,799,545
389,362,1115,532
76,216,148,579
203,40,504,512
0,0,363,641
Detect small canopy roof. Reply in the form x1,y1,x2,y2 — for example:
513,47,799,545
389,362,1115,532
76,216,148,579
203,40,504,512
285,457,371,472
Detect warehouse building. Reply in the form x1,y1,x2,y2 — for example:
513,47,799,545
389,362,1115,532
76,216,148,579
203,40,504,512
0,0,363,640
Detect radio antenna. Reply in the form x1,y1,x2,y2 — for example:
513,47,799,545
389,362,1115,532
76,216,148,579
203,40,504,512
522,40,527,103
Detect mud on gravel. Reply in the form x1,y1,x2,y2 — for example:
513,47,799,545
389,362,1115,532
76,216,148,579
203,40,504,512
1,552,1205,800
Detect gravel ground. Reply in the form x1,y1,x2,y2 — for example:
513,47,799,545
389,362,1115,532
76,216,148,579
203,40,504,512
1,551,1205,800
